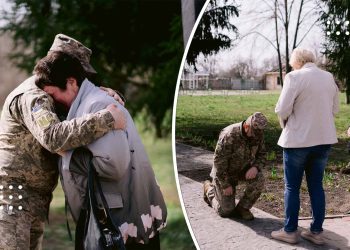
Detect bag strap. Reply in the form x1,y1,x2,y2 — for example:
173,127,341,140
64,197,73,241
88,159,126,250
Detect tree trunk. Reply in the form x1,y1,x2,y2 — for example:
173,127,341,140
284,0,291,73
275,0,284,87
292,0,304,50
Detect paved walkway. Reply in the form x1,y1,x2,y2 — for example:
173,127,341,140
176,143,350,250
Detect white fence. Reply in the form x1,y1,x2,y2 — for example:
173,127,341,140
180,78,262,90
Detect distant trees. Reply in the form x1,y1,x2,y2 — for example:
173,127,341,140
0,34,28,103
0,0,182,137
319,0,350,103
244,0,319,86
186,0,239,67
219,58,259,79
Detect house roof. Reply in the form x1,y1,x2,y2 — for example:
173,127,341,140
266,65,286,73
265,71,285,76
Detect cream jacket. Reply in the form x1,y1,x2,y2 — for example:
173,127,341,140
275,63,339,148
60,80,167,244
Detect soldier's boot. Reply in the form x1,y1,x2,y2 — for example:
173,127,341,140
233,205,254,220
203,180,212,206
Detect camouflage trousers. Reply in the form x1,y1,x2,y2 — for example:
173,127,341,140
0,208,45,250
205,172,265,217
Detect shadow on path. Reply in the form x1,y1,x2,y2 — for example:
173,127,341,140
177,143,350,250
231,215,349,250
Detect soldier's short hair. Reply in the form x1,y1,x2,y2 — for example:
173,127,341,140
48,34,96,74
246,112,268,130
34,51,86,90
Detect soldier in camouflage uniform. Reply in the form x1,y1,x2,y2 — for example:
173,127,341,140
203,112,267,220
0,35,125,250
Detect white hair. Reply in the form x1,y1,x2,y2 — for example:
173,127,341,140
289,48,315,68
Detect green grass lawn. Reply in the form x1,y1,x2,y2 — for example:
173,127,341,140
176,91,350,168
43,128,195,249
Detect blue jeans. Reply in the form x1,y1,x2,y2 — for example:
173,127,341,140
283,144,331,233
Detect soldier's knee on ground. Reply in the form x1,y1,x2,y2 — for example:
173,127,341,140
217,206,235,218
212,195,235,217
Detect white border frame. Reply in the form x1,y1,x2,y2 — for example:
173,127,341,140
171,1,211,249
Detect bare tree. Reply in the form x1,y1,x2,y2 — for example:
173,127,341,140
219,57,259,79
261,55,285,72
275,0,284,85
242,0,319,85
194,55,219,76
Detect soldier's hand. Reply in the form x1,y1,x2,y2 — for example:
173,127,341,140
245,166,258,180
106,104,126,130
347,127,350,137
100,86,125,106
223,186,233,196
57,151,66,157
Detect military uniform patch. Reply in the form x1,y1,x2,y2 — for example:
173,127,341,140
32,105,54,129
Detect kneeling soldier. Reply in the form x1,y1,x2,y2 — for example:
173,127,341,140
204,112,267,220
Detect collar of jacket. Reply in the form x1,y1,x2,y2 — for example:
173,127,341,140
240,120,249,139
302,62,316,69
61,78,95,172
67,78,94,121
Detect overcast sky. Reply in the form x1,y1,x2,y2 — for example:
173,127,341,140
0,0,13,28
0,0,336,74
195,0,326,73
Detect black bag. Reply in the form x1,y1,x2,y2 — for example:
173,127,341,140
81,158,126,250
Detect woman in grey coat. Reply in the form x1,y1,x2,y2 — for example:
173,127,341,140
34,51,167,249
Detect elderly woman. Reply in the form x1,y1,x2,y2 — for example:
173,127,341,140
34,51,167,249
271,48,339,245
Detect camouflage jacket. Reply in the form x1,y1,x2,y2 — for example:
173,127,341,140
0,76,115,219
210,121,266,189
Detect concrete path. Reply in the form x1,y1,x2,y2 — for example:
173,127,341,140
176,143,350,250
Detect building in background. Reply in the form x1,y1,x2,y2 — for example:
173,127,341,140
263,69,286,90
181,69,209,90
180,70,264,91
